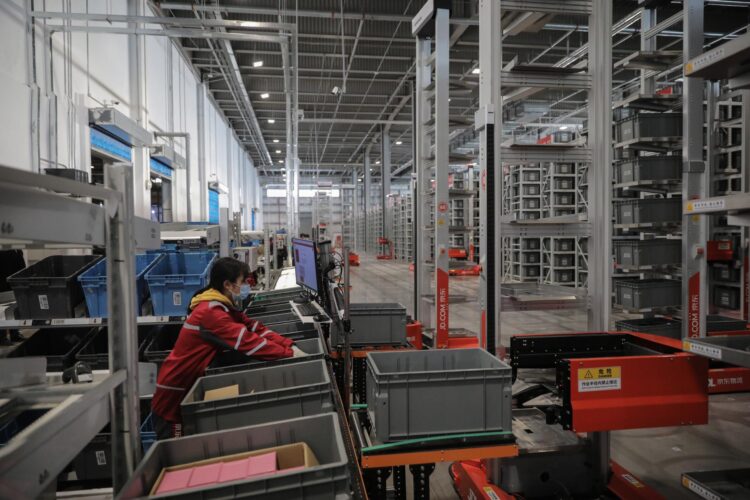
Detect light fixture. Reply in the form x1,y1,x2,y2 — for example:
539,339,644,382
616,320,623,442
273,139,279,143
395,141,402,145
276,149,282,154
560,125,569,130
278,160,284,163
472,67,480,74
252,60,264,68
268,119,275,124
260,92,270,99
375,160,381,165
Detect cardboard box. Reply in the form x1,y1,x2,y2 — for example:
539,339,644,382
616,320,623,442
150,442,318,496
203,384,239,401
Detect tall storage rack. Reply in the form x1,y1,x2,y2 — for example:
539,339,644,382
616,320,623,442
611,5,693,333
393,193,414,261
0,164,160,497
679,14,750,497
340,183,357,250
475,0,613,492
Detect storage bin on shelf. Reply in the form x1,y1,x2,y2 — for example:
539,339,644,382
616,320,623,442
614,317,682,338
614,279,681,310
366,348,512,442
76,325,157,370
614,197,682,225
9,327,99,371
145,252,217,316
8,255,102,319
78,253,162,318
181,360,334,436
119,413,350,500
613,239,681,268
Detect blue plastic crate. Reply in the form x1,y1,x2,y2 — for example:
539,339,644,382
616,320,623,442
145,252,217,316
140,413,157,453
78,253,162,318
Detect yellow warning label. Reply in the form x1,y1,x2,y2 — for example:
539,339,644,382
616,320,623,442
483,487,502,500
577,366,621,392
686,202,694,212
685,63,693,74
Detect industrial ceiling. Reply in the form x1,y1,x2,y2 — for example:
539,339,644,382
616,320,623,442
154,0,750,183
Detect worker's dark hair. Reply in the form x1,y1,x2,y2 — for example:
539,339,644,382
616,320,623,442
189,257,250,311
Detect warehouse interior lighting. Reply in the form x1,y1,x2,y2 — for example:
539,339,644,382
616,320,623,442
268,119,275,124
273,139,279,143
395,141,403,145
275,149,282,154
260,92,270,99
472,67,480,74
252,60,264,68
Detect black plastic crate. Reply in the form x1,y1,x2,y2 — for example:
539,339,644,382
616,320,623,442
554,239,575,252
553,255,575,267
8,255,102,319
9,327,99,371
714,286,740,310
553,270,575,283
554,178,574,190
614,239,681,268
143,323,182,365
712,265,741,283
522,252,540,264
615,279,681,309
615,113,682,143
522,239,541,250
707,314,748,332
615,317,681,338
614,198,682,225
76,325,157,369
614,156,681,184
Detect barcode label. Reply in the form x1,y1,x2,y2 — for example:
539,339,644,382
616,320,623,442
38,295,49,310
173,291,182,306
95,450,107,466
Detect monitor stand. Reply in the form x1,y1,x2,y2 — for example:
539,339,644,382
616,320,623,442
293,291,311,304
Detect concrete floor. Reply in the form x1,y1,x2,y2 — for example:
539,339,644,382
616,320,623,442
349,255,750,499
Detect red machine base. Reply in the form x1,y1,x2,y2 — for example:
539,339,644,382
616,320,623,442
451,459,665,500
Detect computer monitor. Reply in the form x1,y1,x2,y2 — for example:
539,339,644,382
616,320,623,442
292,238,319,295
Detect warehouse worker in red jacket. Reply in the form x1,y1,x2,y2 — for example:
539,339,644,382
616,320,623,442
151,257,299,439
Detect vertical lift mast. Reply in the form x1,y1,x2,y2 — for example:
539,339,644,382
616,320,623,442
413,1,451,348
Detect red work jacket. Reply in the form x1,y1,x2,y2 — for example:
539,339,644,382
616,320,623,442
152,299,293,423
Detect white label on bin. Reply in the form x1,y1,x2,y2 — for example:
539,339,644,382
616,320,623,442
38,295,49,310
173,291,182,306
95,450,107,466
578,366,621,392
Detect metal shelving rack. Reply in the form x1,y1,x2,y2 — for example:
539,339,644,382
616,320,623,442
611,4,685,320
0,164,160,497
476,0,612,490
340,183,357,250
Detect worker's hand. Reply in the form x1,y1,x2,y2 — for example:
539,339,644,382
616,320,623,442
291,345,306,358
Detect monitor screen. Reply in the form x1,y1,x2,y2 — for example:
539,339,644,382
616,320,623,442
292,238,319,294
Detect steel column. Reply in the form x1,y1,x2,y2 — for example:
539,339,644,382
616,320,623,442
415,37,431,329
682,0,707,339
381,128,392,243
364,151,371,252
105,164,141,493
588,0,613,492
477,0,502,353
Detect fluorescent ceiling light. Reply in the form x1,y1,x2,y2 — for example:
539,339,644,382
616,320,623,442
260,92,270,99
472,67,480,74
268,119,275,124
240,21,260,28
375,161,381,165
559,125,569,130
252,60,264,68
273,139,279,143
275,149,282,154
278,160,284,163
395,141,402,145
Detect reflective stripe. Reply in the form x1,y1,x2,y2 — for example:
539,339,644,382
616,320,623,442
245,339,267,356
156,383,185,391
234,327,247,350
250,321,258,332
208,301,229,312
260,330,269,338
183,322,200,331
